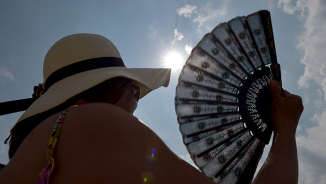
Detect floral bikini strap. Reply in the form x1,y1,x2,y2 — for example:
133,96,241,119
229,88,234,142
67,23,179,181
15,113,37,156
38,105,78,184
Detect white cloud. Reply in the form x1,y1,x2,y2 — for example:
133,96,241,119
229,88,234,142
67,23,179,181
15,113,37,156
149,26,157,39
297,124,303,131
313,89,324,109
177,1,229,31
174,29,184,41
172,29,184,44
298,0,326,99
295,110,326,184
177,4,197,18
303,93,309,106
193,2,228,29
278,0,326,100
193,13,211,29
0,66,14,83
185,44,192,54
257,0,276,9
282,70,288,80
296,147,326,184
277,0,307,15
297,111,326,159
278,2,326,183
267,0,276,8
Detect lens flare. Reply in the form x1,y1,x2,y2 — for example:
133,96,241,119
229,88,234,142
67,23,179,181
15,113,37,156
151,148,156,158
141,171,154,183
146,148,157,161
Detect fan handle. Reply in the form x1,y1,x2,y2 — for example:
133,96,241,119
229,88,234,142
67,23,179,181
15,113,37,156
270,63,282,88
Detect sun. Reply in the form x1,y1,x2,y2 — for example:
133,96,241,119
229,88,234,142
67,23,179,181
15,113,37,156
164,52,184,70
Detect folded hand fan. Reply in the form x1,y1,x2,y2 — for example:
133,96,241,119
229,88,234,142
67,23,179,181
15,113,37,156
175,10,282,184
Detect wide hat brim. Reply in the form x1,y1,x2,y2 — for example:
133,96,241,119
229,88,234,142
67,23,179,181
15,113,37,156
12,66,171,132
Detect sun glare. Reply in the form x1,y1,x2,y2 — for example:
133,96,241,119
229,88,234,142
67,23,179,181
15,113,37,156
164,52,184,70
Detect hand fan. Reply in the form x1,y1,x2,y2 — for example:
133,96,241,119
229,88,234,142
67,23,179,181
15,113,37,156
175,10,282,184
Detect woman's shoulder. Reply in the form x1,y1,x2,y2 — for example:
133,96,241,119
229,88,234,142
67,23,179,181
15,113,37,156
58,102,146,143
62,103,145,140
49,103,158,182
52,103,215,183
66,102,140,126
1,103,216,183
0,103,143,183
70,102,137,119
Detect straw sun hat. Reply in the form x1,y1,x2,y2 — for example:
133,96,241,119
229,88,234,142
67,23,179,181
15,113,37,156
3,33,171,132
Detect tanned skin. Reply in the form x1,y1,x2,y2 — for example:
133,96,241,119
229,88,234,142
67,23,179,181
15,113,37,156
252,80,303,184
0,81,302,183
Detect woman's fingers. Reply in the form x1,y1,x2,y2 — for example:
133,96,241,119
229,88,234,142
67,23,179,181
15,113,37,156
269,80,282,101
282,89,292,97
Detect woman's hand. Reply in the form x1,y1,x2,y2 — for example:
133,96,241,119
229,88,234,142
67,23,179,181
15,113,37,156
253,80,303,184
269,80,304,135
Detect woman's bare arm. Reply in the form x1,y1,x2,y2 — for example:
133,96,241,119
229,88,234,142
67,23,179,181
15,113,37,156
49,103,216,184
252,80,303,184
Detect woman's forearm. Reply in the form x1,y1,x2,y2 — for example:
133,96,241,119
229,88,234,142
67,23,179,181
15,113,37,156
252,130,298,184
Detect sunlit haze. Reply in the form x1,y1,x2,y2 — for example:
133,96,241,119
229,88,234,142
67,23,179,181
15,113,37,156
164,52,184,71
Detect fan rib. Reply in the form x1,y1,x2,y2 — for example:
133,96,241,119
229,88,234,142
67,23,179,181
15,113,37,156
208,34,250,76
175,10,279,183
181,81,239,97
243,19,265,68
225,20,257,70
193,125,247,169
186,64,240,89
178,99,238,106
197,128,248,158
213,136,256,178
235,142,264,184
258,11,278,64
180,111,240,119
185,119,243,138
196,47,244,82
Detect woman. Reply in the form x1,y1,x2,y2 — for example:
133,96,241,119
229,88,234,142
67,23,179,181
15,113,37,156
0,33,303,184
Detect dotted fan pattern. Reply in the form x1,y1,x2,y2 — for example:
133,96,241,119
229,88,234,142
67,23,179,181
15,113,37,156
175,10,279,184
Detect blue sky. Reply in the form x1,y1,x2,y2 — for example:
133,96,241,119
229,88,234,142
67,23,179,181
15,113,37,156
1,0,326,183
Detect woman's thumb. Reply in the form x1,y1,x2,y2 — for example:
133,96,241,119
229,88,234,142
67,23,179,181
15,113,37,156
269,80,282,101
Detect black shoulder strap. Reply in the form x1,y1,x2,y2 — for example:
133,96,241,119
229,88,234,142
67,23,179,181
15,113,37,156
0,98,37,116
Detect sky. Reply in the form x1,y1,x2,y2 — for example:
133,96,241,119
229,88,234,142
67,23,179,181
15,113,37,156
0,0,326,183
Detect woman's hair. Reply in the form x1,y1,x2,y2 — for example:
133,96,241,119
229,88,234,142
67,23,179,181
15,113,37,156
73,77,133,104
8,77,133,159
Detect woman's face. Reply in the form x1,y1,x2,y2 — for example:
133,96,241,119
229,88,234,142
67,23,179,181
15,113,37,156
114,83,139,114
